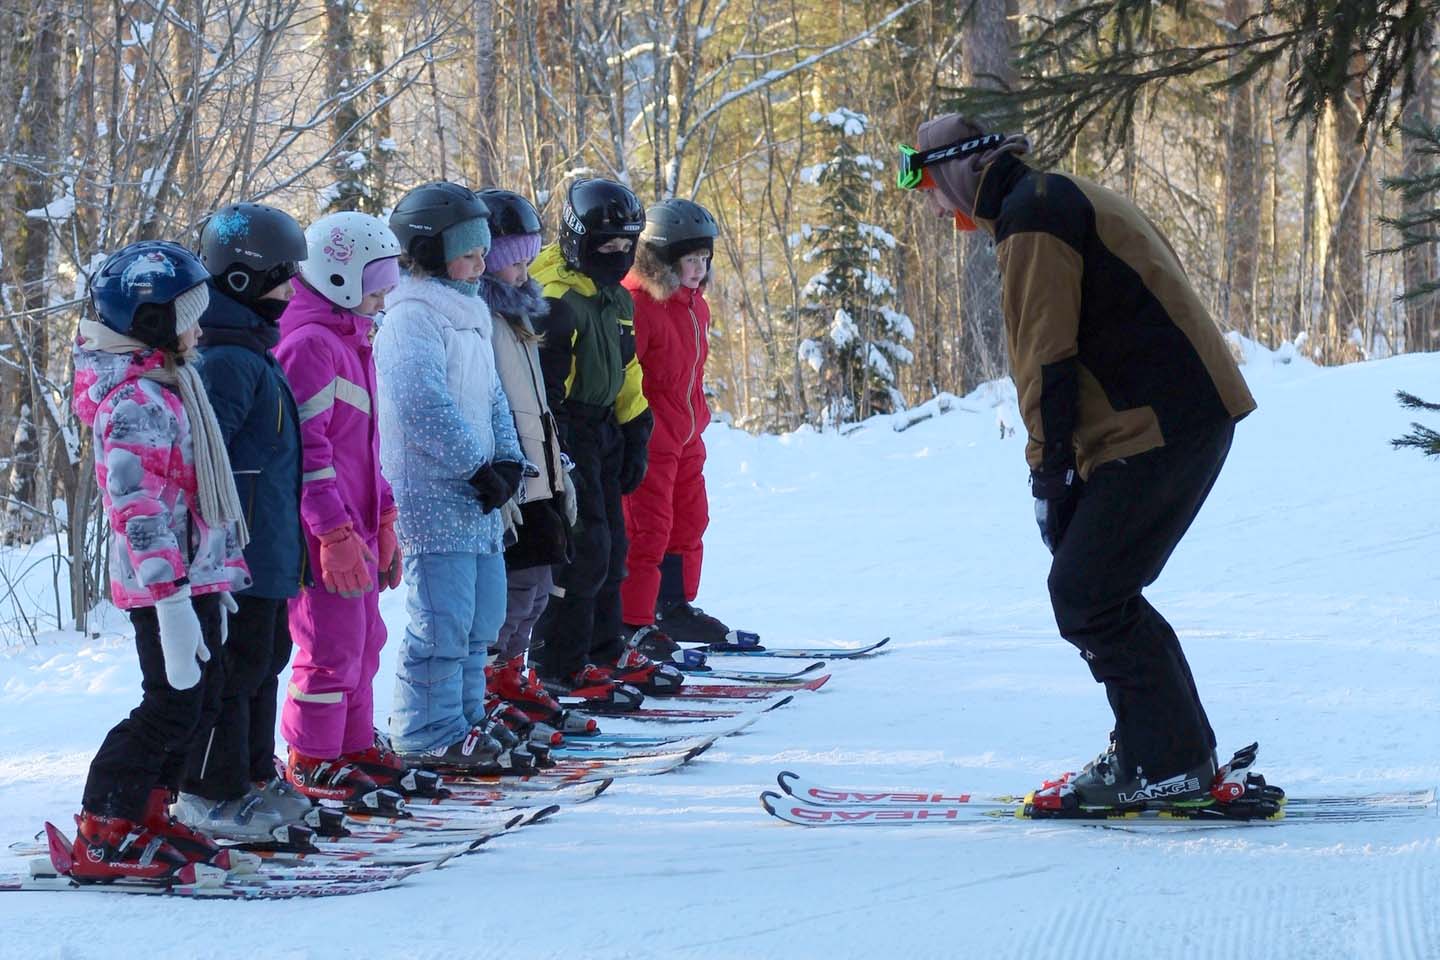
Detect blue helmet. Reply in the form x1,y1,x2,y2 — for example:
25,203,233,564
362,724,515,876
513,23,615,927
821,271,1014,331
89,240,211,348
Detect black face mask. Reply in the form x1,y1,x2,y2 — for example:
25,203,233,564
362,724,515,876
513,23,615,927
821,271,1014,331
580,249,636,287
251,297,288,324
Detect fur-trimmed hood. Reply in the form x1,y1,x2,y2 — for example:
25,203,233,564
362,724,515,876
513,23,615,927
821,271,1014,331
627,242,711,304
477,274,549,326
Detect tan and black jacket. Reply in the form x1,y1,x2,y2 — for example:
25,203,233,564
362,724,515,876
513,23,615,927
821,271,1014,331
971,153,1255,479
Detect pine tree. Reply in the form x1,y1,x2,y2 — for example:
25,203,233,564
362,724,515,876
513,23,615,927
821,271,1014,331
796,107,914,425
1393,391,1440,458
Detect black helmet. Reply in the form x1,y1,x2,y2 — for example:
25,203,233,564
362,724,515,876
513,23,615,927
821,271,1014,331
559,178,645,271
90,241,211,349
198,202,307,303
640,198,719,263
389,181,490,271
478,188,543,238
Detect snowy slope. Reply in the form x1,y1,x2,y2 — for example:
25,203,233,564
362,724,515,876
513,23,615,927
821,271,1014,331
1,346,1437,960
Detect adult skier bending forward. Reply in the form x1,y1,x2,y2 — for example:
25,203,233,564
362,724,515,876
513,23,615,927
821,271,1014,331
901,114,1257,809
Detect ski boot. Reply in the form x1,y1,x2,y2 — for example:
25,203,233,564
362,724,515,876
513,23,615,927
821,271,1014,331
170,787,317,850
603,646,685,695
342,730,451,799
488,654,606,731
253,772,350,839
286,747,407,815
542,664,647,712
655,600,760,651
485,692,562,748
142,788,259,874
396,725,504,772
64,812,216,885
1031,740,1215,813
482,701,554,768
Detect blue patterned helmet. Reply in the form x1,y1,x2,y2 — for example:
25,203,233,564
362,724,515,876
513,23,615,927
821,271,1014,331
89,241,211,347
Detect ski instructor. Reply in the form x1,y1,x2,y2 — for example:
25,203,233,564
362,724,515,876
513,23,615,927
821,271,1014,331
900,114,1256,808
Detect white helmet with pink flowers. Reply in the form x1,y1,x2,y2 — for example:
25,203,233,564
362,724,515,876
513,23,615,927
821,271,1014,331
298,211,402,308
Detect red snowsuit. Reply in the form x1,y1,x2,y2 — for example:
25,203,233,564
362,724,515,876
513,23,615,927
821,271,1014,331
619,273,711,626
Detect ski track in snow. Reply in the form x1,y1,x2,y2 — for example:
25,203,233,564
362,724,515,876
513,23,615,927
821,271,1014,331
0,347,1437,959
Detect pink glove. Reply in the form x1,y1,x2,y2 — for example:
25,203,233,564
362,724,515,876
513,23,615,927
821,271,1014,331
317,523,375,597
377,507,403,591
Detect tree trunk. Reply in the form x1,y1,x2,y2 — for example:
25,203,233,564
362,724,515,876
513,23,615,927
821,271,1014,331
473,0,498,184
4,2,62,543
1221,0,1259,338
960,0,1016,389
1322,77,1369,360
1401,58,1437,353
325,0,363,210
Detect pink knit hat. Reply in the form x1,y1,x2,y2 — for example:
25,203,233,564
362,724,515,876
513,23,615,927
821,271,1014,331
361,256,400,296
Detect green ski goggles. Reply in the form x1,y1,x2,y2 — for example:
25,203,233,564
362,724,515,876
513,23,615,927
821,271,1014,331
896,133,1008,190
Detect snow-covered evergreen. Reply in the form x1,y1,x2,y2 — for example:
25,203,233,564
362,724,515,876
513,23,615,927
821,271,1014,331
796,107,913,425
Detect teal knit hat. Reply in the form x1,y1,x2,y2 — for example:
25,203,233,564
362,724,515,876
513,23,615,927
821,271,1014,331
441,216,492,262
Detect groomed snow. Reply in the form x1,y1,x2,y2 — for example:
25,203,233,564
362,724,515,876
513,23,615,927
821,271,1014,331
1,344,1437,959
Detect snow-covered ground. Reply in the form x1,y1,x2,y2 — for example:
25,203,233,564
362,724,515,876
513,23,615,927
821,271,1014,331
1,345,1437,960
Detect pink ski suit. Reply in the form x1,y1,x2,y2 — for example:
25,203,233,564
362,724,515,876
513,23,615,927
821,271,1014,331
274,281,396,759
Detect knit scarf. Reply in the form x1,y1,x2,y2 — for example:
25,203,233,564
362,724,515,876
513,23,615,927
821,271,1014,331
78,317,251,549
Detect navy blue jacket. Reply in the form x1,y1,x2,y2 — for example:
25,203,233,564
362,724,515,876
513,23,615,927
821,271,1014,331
197,282,303,598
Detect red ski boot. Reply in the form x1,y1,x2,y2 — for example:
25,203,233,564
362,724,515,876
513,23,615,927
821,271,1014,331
341,730,451,798
143,788,258,874
543,664,645,713
488,655,604,733
286,747,407,814
64,812,212,885
600,647,685,694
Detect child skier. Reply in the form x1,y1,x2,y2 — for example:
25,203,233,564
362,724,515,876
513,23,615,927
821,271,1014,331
529,178,681,702
165,203,317,846
620,198,754,656
472,188,595,738
277,212,410,809
70,241,256,883
377,181,533,771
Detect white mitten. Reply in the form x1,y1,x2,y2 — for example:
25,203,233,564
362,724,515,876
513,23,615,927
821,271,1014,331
561,469,578,527
218,591,238,645
155,588,205,690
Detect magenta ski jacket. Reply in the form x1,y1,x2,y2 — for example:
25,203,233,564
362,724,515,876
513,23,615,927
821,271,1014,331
73,344,252,608
275,281,396,559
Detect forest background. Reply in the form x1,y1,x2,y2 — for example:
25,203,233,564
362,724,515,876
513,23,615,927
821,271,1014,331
1,0,1436,629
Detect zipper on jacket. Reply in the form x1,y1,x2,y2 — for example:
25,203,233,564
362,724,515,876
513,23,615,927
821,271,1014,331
685,303,701,445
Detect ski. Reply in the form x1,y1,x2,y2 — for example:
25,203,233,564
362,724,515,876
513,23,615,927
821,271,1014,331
1,822,468,899
0,869,417,900
416,741,713,798
776,770,1439,815
650,674,829,700
677,661,827,682
569,695,795,720
765,770,1438,827
698,637,890,659
552,733,718,760
558,698,783,743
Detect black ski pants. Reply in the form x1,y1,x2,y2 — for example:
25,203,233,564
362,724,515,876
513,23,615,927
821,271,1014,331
83,593,224,820
534,403,628,680
182,596,293,800
1047,419,1234,780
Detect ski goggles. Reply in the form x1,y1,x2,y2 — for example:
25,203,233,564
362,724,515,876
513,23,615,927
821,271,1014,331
895,133,1008,190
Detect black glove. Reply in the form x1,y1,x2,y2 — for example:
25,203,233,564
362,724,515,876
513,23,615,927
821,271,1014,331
468,460,524,513
1031,463,1082,554
618,412,653,495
